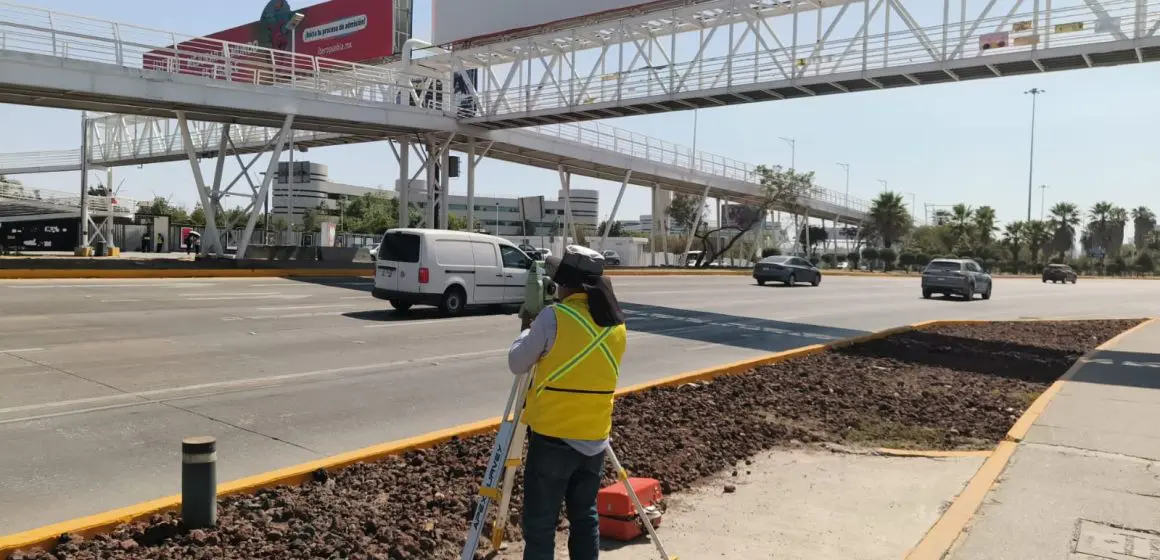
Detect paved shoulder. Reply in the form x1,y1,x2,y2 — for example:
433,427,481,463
950,319,1160,560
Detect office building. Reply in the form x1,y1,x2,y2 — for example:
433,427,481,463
271,161,599,236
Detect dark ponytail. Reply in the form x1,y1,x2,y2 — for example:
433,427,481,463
583,276,625,327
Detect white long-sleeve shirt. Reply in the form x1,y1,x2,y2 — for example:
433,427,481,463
508,306,609,456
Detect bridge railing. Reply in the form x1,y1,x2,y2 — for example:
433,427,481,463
0,181,136,214
530,121,870,215
0,2,456,113
461,0,1156,117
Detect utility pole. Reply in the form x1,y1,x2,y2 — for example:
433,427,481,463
877,179,888,192
1024,88,1045,222
1039,184,1050,220
836,163,850,207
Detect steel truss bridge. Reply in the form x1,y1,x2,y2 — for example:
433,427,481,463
1,0,1157,257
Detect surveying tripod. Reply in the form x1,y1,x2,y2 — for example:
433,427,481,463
460,372,676,560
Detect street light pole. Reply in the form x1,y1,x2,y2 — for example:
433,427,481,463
1039,184,1050,220
779,137,796,170
495,202,500,236
878,179,888,192
836,163,850,207
1024,88,1045,222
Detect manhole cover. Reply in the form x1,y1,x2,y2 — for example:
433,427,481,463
1074,520,1160,559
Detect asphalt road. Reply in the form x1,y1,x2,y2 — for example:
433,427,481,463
1,274,1157,534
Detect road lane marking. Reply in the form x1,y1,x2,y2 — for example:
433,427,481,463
7,282,220,289
363,316,487,328
100,299,141,303
255,304,356,311
0,348,44,354
186,295,311,301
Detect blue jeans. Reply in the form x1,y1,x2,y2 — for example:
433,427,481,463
523,432,605,560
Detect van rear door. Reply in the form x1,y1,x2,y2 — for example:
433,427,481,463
379,231,422,293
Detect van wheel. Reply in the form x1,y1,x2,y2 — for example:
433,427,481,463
389,300,412,312
440,286,467,316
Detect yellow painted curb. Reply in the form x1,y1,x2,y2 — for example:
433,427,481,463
905,317,1156,560
903,441,1018,560
0,318,1059,558
0,269,372,280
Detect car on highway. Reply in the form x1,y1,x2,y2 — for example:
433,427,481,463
1042,263,1078,284
921,258,992,300
753,255,822,287
373,229,534,316
602,250,622,266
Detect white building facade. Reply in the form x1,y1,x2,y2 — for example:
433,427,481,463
271,161,599,236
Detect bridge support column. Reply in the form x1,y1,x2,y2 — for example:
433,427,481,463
682,182,712,266
557,166,578,244
439,144,451,230
396,138,410,228
236,116,293,260
76,112,91,255
465,138,493,234
599,170,632,251
425,136,437,228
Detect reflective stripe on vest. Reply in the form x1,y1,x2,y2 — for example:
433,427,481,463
534,303,620,396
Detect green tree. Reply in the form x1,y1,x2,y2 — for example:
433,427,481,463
899,251,917,271
1025,220,1052,265
1002,221,1026,272
878,247,898,271
666,194,708,233
948,203,975,246
598,220,627,238
862,247,880,270
798,225,828,254
867,192,912,249
846,251,861,269
973,206,998,247
820,253,837,267
1135,251,1155,275
1132,207,1156,250
1048,202,1081,260
448,214,469,231
686,165,815,268
915,253,932,267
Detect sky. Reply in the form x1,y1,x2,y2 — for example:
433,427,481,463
1,0,1158,232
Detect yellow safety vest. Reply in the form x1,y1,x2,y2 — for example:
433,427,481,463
524,293,627,440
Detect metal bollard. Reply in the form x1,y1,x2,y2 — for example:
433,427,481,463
181,436,217,528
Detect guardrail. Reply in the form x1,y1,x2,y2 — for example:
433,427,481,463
532,121,870,214
467,0,1158,117
0,181,136,214
0,1,454,113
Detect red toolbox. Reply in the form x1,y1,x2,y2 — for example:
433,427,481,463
597,477,663,541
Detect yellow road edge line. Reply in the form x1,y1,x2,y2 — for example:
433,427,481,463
876,448,993,459
906,316,1157,560
0,317,1061,557
0,269,372,280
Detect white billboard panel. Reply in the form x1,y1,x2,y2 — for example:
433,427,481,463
432,0,663,45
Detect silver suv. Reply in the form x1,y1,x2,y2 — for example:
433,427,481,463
921,259,992,301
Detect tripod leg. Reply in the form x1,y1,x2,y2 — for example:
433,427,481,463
490,412,527,550
490,375,533,550
606,445,677,560
460,374,529,560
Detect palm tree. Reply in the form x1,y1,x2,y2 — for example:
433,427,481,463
1110,206,1129,256
868,192,912,249
1132,206,1156,250
948,203,974,244
1025,220,1052,265
1047,202,1081,259
1148,229,1160,252
973,206,998,247
1088,201,1115,253
1003,221,1027,272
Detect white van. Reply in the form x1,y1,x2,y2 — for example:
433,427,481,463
372,228,534,315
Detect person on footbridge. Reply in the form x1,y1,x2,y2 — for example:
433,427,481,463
507,245,628,560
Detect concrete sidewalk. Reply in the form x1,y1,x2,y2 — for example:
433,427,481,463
949,320,1160,559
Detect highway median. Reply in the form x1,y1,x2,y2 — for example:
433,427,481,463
0,318,1143,559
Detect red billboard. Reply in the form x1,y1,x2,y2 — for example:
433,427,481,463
143,0,394,81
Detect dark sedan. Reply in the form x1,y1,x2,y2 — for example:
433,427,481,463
1042,264,1077,284
753,256,822,287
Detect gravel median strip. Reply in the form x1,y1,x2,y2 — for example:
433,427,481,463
9,319,1141,560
